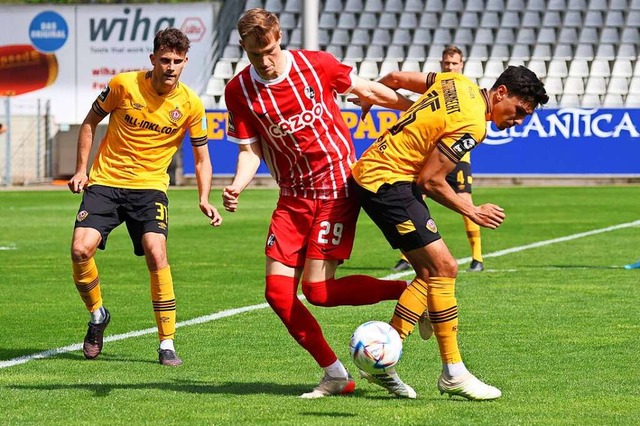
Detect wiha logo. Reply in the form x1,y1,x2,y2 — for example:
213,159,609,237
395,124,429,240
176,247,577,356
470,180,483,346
89,8,176,41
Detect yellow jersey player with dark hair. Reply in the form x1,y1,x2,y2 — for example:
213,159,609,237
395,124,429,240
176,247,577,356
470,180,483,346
393,44,484,273
68,28,222,366
352,66,548,400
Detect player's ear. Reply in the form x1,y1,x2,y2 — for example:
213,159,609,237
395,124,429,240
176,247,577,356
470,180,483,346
149,53,155,65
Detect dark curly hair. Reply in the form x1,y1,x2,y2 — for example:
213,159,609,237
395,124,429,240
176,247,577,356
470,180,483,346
492,66,549,107
153,28,190,54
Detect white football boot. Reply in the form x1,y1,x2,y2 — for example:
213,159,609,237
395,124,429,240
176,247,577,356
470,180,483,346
300,373,356,399
359,368,417,399
437,372,502,400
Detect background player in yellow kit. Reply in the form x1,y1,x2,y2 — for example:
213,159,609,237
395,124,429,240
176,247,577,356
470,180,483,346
352,66,548,400
67,28,222,366
392,45,484,273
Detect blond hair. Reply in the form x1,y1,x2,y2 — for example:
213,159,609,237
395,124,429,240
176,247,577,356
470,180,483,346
237,8,281,45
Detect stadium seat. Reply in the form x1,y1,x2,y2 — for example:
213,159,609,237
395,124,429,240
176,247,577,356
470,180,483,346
579,28,599,45
206,77,225,96
527,59,547,79
427,44,447,60
358,12,378,29
401,60,422,72
222,45,242,61
602,94,624,107
464,59,484,78
618,44,637,60
344,0,363,13
399,12,419,28
595,44,616,61
460,11,480,30
609,0,627,9
557,27,579,46
604,11,625,28
319,13,337,29
422,58,441,73
419,12,440,28
405,0,426,12
433,29,453,45
537,28,556,44
425,0,444,12
213,60,234,80
486,0,505,11
326,45,344,60
510,44,531,61
564,77,585,95
547,0,566,10
584,11,604,27
371,29,391,45
501,11,521,28
362,0,383,11
542,11,562,28
632,0,640,9
585,77,607,95
574,44,595,60
547,59,568,78
587,0,608,10
365,45,385,61
234,59,250,75
495,28,516,45
559,93,581,107
439,12,459,29
475,29,495,45
378,13,398,29
469,44,489,61
481,12,501,29
324,0,342,13
521,11,541,28
344,45,364,61
505,0,525,10
590,59,610,78
245,0,263,9
412,28,433,46
384,0,404,13
516,28,536,45
543,77,564,95
264,0,283,13
629,77,640,95
567,0,587,9
279,13,297,30
607,77,630,95
386,45,406,61
445,0,465,11
406,45,427,61
484,59,504,78
330,29,350,46
568,59,590,78
554,44,574,61
352,29,371,46
454,29,474,46
477,77,495,88
580,94,601,108
563,11,583,27
612,59,633,78
379,60,400,76
392,29,412,46
201,95,217,110
491,45,511,61
284,0,301,12
358,60,379,80
337,13,357,29
531,44,552,61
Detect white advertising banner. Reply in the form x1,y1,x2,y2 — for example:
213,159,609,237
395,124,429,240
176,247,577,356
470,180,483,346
0,3,214,124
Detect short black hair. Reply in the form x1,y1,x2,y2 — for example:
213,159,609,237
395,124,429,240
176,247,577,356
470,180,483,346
153,28,190,54
492,66,549,107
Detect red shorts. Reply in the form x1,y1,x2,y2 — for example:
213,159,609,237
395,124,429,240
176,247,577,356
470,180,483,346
265,195,360,268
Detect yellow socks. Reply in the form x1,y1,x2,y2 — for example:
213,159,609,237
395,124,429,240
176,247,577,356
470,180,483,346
428,277,462,364
463,216,483,262
390,277,429,339
72,258,102,313
150,265,176,341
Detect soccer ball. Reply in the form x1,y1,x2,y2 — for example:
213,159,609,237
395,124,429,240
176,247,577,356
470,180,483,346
349,321,403,374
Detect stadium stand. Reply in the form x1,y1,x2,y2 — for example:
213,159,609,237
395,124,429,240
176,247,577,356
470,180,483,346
207,0,640,109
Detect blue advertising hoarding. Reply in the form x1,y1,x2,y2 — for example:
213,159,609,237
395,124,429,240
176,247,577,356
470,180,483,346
182,108,640,177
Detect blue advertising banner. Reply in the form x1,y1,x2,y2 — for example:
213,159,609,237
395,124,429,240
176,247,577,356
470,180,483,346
182,108,640,177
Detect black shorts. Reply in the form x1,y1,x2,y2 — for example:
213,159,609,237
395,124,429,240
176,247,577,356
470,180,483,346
445,161,472,194
74,185,169,256
354,181,442,252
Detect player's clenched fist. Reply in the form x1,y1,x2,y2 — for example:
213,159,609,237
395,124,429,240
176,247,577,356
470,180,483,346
222,186,241,212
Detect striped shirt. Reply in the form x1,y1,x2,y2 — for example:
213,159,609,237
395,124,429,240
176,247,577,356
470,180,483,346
225,50,356,199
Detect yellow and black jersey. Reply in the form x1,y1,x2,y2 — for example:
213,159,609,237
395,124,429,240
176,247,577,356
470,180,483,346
352,72,489,193
88,71,207,192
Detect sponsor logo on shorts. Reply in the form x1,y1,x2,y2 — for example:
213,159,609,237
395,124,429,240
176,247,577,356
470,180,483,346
76,210,88,222
426,218,438,233
266,233,276,247
158,222,167,230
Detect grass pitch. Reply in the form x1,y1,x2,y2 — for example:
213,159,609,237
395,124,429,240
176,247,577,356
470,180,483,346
0,186,639,425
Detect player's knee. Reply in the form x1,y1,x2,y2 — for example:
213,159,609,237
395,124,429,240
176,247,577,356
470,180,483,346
70,242,94,263
429,256,458,278
301,279,335,307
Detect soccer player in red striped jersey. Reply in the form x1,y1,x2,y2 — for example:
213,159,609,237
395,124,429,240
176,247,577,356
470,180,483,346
223,8,416,399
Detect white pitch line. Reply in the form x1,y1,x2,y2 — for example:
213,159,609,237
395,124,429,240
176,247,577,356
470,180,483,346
2,219,638,369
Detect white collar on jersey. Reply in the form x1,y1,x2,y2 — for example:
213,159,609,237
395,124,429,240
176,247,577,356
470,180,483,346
249,50,294,86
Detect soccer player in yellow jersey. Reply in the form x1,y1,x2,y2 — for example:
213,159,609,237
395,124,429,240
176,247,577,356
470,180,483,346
352,66,548,399
67,28,222,366
393,45,484,273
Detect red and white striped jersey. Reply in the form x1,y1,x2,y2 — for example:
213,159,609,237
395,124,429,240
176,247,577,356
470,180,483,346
225,50,356,199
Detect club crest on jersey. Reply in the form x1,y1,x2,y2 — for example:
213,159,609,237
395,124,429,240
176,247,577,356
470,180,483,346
426,219,438,234
169,107,183,123
269,103,324,137
451,133,477,157
266,233,276,247
130,101,144,111
77,210,89,222
304,86,315,100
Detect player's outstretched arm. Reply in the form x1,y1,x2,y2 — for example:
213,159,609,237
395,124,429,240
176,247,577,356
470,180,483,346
68,109,103,193
222,142,263,213
349,75,414,120
193,144,222,227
